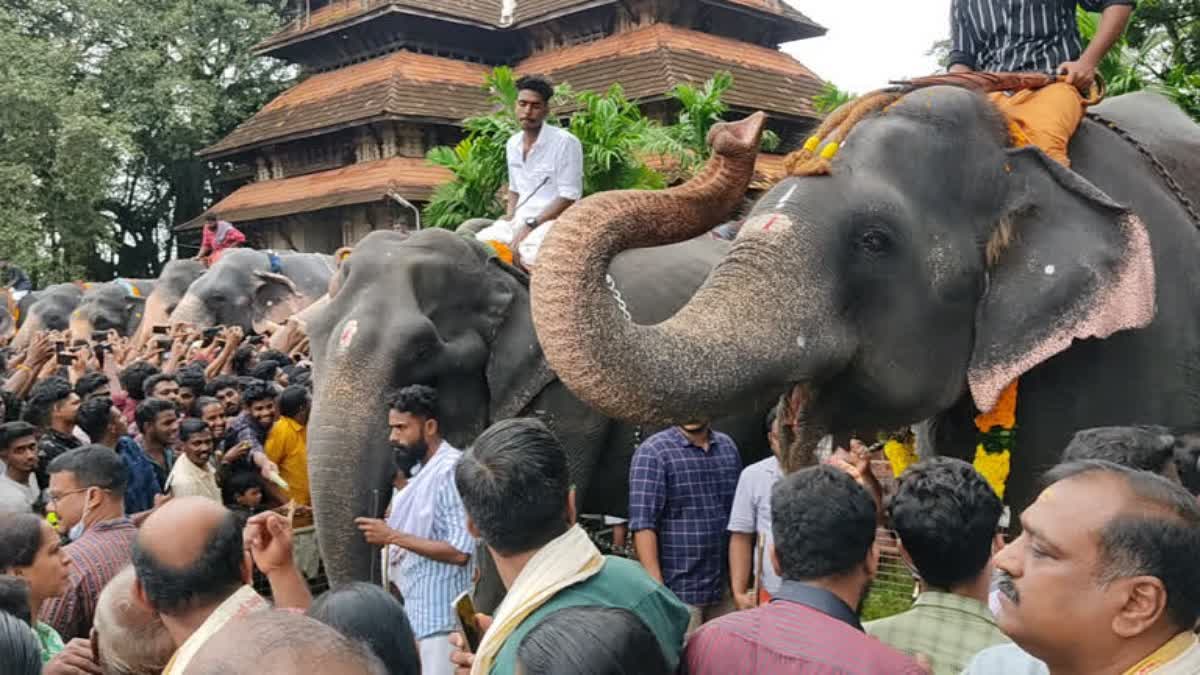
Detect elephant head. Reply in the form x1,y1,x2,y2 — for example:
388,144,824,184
169,250,330,332
10,284,84,350
69,281,153,340
307,229,546,586
532,88,1155,474
131,260,206,349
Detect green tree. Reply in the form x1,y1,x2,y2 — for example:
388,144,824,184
812,82,857,114
1,0,292,281
568,85,667,195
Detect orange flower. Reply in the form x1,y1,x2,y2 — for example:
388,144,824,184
483,240,514,265
975,380,1018,432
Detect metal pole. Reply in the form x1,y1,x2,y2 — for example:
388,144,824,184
388,193,422,230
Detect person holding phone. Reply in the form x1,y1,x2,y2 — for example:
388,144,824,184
354,386,472,675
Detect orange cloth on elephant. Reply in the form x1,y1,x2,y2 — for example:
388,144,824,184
988,82,1085,166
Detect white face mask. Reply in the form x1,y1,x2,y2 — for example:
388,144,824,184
68,488,94,542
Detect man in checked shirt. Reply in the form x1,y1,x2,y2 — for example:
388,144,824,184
948,0,1134,166
629,420,741,633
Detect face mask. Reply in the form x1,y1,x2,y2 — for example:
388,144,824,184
68,488,94,542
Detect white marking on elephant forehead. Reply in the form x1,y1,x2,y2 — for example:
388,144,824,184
338,320,358,351
1044,264,1056,275
775,185,798,209
740,213,794,236
795,335,807,349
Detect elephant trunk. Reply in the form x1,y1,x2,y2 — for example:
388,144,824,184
69,311,93,344
533,113,840,425
131,292,167,349
10,315,42,351
308,355,394,587
169,293,212,328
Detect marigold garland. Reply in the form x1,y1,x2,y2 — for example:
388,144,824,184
973,380,1018,499
483,240,514,265
884,438,919,478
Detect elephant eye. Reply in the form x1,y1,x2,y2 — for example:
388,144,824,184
857,229,891,254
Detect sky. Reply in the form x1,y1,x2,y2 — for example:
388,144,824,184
782,0,952,94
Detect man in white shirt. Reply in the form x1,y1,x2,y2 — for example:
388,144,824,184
0,422,42,513
727,405,783,608
475,74,583,269
166,418,221,502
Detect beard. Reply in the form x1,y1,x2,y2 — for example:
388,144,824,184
681,421,710,434
392,438,428,477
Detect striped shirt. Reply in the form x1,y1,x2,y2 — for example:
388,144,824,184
949,0,1135,74
40,518,137,640
393,451,475,640
629,427,741,606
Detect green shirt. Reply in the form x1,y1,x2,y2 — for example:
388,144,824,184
36,620,65,664
865,591,1009,675
490,556,690,673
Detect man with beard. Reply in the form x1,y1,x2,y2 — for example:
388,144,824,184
683,465,925,674
222,381,281,493
205,376,242,418
354,385,472,675
629,420,741,632
964,460,1200,674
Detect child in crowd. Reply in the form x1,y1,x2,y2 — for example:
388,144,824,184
223,470,265,519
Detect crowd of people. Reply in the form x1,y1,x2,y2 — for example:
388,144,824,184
1,312,1199,675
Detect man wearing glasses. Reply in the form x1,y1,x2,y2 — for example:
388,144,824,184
40,445,137,641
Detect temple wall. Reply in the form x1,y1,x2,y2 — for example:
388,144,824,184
258,201,419,254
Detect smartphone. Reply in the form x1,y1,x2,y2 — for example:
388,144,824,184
246,335,264,346
91,330,108,343
54,340,66,354
56,352,75,366
156,337,173,351
152,325,169,335
453,591,483,653
201,327,221,346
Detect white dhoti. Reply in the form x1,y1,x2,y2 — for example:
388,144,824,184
474,219,555,267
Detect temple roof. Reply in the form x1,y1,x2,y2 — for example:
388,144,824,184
257,0,822,55
179,157,452,229
199,51,490,159
518,24,825,120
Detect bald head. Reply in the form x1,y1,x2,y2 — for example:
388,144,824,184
186,611,386,675
95,566,174,675
133,497,247,616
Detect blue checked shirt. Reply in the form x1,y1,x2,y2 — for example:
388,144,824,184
395,453,475,640
629,428,741,606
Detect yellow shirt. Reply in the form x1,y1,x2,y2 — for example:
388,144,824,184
264,416,310,506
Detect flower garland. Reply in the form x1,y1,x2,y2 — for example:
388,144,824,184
974,380,1017,499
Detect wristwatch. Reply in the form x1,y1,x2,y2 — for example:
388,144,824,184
524,217,540,230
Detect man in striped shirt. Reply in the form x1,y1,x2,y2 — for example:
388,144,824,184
354,386,473,675
948,0,1134,166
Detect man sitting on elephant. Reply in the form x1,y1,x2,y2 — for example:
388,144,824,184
948,0,1133,166
474,74,583,269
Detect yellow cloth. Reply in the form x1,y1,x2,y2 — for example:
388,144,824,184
988,82,1085,167
162,585,268,674
470,524,605,675
1122,632,1200,675
165,457,221,503
264,416,310,506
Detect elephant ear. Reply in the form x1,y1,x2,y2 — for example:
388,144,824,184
252,270,305,333
482,253,557,421
968,147,1156,412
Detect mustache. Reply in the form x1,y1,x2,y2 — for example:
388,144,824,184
996,571,1020,605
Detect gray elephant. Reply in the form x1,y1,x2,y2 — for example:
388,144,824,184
305,228,767,601
68,279,156,340
0,288,15,343
10,284,85,349
531,90,1200,516
169,249,335,331
130,259,207,349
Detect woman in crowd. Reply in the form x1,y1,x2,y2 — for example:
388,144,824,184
516,606,670,675
307,582,421,675
0,513,71,663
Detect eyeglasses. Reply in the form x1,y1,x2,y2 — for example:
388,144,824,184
45,487,91,505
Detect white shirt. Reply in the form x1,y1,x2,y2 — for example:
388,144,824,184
0,471,40,513
506,124,583,225
726,455,783,595
166,457,221,502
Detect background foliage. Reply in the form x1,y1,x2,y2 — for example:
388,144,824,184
0,0,292,283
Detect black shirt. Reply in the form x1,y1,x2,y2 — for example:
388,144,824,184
36,429,82,489
949,0,1135,74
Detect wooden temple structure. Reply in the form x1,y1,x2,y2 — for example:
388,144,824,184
180,0,828,252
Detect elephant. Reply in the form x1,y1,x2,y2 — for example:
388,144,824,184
68,280,156,340
0,288,14,343
530,89,1200,517
130,259,207,349
305,228,768,601
10,284,85,350
169,249,335,331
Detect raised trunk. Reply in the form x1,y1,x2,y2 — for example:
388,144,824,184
308,357,394,587
533,114,834,424
168,293,212,328
131,292,167,350
10,315,42,351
